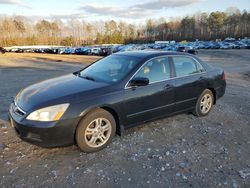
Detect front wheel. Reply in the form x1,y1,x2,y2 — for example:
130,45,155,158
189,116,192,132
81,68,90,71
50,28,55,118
193,89,214,117
76,109,116,153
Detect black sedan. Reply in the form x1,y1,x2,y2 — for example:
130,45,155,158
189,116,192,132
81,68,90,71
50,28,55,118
9,51,226,152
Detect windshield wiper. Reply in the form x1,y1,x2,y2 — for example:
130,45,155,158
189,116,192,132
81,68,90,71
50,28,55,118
81,75,95,81
74,72,96,81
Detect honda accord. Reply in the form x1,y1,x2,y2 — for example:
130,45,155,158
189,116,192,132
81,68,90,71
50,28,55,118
9,51,226,152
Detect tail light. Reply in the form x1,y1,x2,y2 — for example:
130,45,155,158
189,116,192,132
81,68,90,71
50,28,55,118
222,71,226,80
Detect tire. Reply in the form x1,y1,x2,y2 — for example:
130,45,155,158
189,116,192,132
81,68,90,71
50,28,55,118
76,108,116,153
193,89,214,117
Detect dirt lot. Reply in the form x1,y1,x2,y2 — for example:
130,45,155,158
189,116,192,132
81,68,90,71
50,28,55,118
0,50,250,188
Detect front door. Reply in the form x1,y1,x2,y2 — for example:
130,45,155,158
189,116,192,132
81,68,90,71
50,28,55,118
123,56,175,127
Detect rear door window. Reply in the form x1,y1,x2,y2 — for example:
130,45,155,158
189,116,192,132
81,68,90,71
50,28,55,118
172,56,204,77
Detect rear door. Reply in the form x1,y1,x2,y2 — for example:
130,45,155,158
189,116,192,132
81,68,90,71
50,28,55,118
170,56,207,112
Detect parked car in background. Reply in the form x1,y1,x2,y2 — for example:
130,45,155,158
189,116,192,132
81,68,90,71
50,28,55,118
75,47,91,55
9,51,226,152
177,46,198,55
34,48,45,53
177,46,187,52
23,48,34,53
112,45,124,53
58,47,75,54
100,47,112,56
10,48,24,53
91,48,101,55
44,48,58,54
0,47,6,54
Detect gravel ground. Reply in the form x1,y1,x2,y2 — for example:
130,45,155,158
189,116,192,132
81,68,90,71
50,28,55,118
0,50,250,188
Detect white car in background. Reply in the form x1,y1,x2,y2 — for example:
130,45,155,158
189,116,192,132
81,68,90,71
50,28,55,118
91,48,101,55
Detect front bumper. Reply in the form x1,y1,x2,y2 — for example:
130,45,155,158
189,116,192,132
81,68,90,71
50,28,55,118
9,103,80,148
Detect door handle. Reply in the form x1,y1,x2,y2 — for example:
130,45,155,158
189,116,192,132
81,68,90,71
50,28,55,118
199,76,204,80
164,84,174,90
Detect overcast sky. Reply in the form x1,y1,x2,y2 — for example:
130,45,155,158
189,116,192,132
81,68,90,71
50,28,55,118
0,0,249,21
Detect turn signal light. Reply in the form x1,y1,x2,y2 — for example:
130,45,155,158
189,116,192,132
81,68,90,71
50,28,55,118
222,71,226,80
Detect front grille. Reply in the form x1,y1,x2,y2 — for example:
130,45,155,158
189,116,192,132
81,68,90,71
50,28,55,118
15,108,25,116
12,102,26,117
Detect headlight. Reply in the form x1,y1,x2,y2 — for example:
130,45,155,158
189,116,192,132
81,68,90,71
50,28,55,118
26,104,69,121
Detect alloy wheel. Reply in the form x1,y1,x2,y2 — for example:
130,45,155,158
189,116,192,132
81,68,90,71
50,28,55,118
84,118,112,148
200,93,213,114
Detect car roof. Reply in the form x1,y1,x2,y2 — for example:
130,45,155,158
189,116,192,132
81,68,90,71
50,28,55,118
115,50,194,59
114,50,213,72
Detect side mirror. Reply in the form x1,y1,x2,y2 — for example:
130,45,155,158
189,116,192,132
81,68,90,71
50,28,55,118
129,77,149,87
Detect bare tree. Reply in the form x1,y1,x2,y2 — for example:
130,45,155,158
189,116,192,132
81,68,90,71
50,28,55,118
0,8,249,47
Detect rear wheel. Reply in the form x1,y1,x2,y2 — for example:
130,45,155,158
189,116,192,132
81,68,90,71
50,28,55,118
193,89,214,117
76,109,116,153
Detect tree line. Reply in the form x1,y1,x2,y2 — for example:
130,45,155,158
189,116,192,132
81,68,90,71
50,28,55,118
0,7,249,47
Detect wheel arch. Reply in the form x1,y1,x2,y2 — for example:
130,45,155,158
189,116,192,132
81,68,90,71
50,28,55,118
207,87,216,104
77,105,124,137
100,106,124,136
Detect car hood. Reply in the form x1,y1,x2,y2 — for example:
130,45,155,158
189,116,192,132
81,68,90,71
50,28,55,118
16,74,109,112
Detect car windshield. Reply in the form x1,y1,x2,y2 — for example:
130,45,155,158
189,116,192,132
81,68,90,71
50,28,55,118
79,54,141,84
